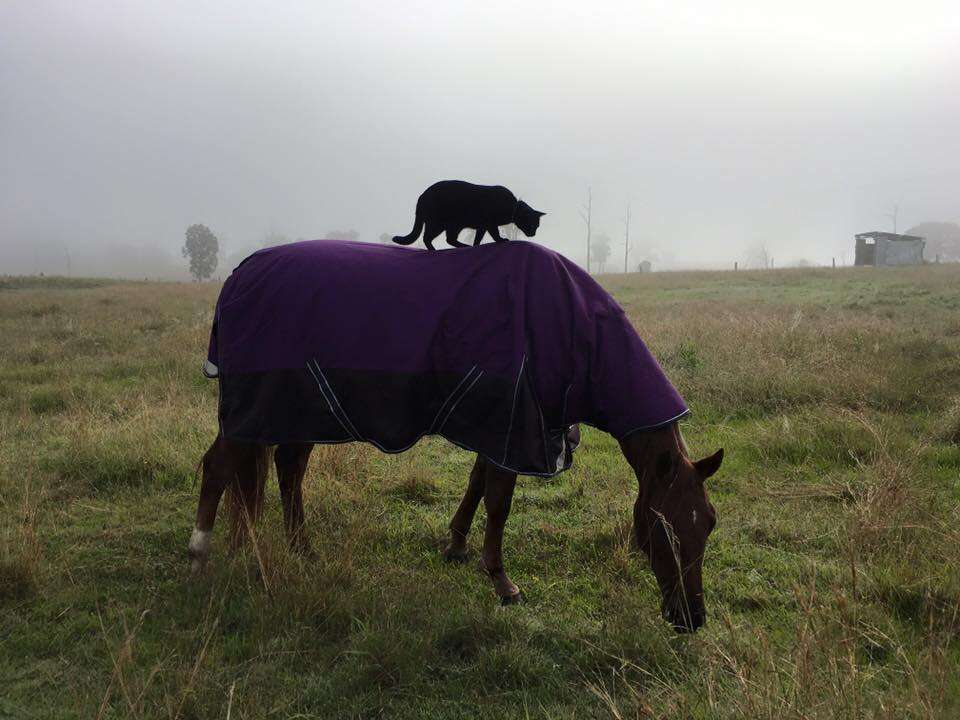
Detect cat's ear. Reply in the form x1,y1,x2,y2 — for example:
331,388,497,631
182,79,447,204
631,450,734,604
535,210,546,217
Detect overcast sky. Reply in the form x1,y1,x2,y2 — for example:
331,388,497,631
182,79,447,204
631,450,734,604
2,0,958,276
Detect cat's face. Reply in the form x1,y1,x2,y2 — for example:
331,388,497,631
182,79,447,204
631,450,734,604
516,201,546,237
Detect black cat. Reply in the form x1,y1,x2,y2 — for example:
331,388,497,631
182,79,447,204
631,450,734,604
393,180,545,251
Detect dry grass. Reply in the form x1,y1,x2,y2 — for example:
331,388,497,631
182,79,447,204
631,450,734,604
936,396,960,445
0,479,43,602
1,265,959,718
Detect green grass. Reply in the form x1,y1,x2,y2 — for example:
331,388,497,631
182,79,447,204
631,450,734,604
1,267,959,718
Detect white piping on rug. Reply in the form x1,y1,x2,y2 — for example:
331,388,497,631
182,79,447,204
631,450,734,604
312,362,364,441
428,365,478,432
618,409,692,441
306,360,357,441
435,370,484,433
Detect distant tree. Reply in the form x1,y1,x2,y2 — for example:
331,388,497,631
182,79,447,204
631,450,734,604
182,224,219,281
579,187,593,272
324,229,360,242
746,242,771,269
593,233,612,273
905,222,960,261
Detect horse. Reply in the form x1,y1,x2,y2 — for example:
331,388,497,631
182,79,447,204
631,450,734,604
189,239,723,632
189,426,721,632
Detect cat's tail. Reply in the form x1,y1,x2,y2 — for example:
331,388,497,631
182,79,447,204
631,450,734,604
392,211,423,245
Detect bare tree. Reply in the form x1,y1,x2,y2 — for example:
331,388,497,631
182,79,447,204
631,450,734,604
885,203,900,233
623,202,631,273
579,187,593,273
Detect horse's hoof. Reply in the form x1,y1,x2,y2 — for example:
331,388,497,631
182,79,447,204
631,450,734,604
443,547,470,563
499,591,524,606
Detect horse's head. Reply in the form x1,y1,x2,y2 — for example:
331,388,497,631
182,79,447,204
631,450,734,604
620,432,723,632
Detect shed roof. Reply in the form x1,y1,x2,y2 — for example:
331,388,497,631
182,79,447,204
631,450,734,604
855,231,925,242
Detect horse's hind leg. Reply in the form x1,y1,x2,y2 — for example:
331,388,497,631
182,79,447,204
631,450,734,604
189,436,244,573
275,443,313,553
480,463,522,604
443,455,487,562
227,444,269,550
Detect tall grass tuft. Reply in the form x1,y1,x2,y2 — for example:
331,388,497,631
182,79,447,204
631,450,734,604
0,482,43,601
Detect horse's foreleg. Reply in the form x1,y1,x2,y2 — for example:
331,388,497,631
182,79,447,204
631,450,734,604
444,455,487,562
275,443,313,553
189,436,235,573
480,464,522,604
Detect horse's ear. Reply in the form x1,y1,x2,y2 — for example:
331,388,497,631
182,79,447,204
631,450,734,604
694,448,724,481
655,451,673,479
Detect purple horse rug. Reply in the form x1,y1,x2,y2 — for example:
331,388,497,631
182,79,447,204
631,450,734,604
204,239,688,476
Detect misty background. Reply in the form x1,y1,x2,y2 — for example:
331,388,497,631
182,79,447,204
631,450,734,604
2,1,958,279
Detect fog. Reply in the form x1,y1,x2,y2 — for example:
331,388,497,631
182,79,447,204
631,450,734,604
2,1,958,277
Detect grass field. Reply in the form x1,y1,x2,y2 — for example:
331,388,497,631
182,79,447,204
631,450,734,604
1,264,959,719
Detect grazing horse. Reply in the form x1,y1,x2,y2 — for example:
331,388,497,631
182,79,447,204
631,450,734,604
190,239,723,632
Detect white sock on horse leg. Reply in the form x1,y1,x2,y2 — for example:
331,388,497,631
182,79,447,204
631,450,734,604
189,527,212,572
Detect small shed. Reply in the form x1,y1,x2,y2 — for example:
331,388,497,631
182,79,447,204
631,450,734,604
854,231,925,266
